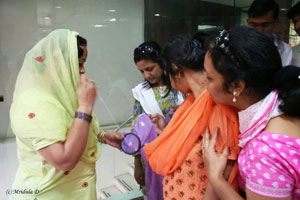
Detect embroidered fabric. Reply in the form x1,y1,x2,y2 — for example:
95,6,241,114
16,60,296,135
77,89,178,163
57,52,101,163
132,82,184,117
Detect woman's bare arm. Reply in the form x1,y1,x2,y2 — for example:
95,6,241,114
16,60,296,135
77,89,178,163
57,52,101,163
39,74,96,171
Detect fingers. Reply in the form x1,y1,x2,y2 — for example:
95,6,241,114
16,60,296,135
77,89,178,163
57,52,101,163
115,132,124,140
202,128,209,151
209,128,218,149
80,74,87,84
151,118,157,123
80,74,95,86
149,114,154,122
170,105,179,111
203,127,219,152
87,79,95,86
77,75,97,111
203,127,209,141
104,132,124,150
136,178,144,185
222,147,229,158
134,175,141,184
150,114,161,124
88,79,95,84
137,175,145,186
149,114,159,120
150,114,164,119
204,127,229,158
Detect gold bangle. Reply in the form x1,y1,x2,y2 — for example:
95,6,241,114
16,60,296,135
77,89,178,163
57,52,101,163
98,130,107,143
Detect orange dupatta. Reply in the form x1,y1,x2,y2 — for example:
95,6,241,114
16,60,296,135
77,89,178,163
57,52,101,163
143,90,240,180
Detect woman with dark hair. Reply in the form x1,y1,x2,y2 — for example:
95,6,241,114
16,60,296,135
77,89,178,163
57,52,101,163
132,41,184,200
203,26,300,199
143,35,240,200
9,29,123,199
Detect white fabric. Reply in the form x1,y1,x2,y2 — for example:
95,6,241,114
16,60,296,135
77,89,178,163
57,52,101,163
132,82,184,117
292,44,300,67
238,91,282,147
132,82,164,116
274,37,292,67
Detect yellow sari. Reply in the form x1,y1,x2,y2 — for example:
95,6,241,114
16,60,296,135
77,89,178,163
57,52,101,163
9,29,101,199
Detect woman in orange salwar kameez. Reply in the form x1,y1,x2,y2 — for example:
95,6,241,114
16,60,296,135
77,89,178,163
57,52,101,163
143,35,240,200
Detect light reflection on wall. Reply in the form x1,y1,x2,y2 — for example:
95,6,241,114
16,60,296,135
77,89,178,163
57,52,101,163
0,0,144,139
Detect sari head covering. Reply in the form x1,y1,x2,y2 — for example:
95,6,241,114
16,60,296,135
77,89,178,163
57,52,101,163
10,29,101,163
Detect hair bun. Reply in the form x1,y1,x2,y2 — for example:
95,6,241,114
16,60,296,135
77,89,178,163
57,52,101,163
274,65,300,117
274,65,300,89
191,40,202,48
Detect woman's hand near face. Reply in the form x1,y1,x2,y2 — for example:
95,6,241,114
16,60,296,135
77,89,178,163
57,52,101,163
149,114,166,135
77,74,97,114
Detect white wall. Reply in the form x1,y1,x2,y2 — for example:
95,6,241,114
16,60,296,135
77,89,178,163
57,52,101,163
0,0,144,139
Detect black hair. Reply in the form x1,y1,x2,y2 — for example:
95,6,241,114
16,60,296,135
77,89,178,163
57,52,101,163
192,29,221,51
163,35,206,77
77,35,87,58
287,2,300,20
133,41,170,89
247,0,279,20
209,26,282,98
274,65,300,117
192,31,212,51
162,35,207,95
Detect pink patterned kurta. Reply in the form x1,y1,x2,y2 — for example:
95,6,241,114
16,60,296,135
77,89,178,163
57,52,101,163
238,131,300,198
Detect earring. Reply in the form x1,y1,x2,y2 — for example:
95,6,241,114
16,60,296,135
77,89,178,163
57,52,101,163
232,91,237,103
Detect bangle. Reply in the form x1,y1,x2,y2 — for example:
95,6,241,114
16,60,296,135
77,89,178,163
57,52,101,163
98,130,107,143
75,111,92,123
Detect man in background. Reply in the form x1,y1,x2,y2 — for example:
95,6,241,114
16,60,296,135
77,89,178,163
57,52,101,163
247,0,292,66
287,2,300,67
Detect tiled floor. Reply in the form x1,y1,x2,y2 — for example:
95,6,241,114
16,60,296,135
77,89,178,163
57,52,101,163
0,138,19,200
0,128,134,200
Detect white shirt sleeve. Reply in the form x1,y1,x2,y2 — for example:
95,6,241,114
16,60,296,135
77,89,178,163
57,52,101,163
280,41,292,66
292,44,300,67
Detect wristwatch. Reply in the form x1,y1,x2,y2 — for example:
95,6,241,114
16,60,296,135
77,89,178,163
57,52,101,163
75,111,92,123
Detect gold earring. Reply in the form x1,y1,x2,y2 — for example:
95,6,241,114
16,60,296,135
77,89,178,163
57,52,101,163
233,91,237,103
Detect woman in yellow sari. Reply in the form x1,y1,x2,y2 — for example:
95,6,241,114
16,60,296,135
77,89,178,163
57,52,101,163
9,29,123,200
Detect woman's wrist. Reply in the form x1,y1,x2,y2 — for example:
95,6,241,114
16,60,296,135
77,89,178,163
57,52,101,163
77,106,93,115
98,130,107,143
209,172,226,188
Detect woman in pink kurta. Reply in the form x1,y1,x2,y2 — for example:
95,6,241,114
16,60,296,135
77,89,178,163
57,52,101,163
202,26,300,200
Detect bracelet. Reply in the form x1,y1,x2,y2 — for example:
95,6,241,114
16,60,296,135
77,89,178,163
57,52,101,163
98,130,107,143
75,111,92,123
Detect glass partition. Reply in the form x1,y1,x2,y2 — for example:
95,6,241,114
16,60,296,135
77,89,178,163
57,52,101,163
0,0,295,139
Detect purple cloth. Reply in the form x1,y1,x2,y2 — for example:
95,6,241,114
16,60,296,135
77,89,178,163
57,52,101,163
165,109,175,123
121,132,141,154
134,113,163,200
